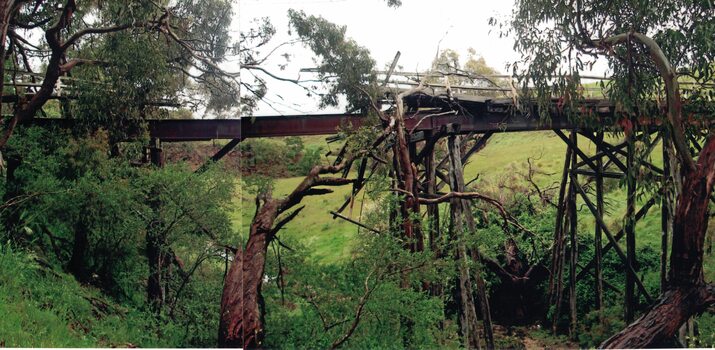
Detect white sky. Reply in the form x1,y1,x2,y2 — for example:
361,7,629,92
237,0,522,116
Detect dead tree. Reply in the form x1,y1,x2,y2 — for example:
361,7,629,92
446,131,486,349
392,86,425,252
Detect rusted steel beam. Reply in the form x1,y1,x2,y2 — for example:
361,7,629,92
29,103,653,143
149,114,367,141
28,113,578,143
140,109,603,142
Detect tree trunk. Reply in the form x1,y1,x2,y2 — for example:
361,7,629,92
601,285,715,348
219,201,278,348
68,217,90,282
394,116,422,252
601,134,715,348
218,161,353,348
661,129,674,293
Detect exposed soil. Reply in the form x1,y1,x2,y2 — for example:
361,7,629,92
162,142,242,172
161,142,297,177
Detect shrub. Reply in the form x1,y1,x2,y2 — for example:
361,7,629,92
290,145,324,176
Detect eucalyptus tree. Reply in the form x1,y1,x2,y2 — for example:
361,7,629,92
504,0,715,347
0,0,290,148
217,9,383,347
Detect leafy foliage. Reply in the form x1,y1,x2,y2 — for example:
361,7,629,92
288,9,378,111
1,126,235,346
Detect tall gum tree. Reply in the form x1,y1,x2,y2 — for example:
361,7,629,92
0,0,302,147
503,0,715,347
217,7,388,348
1,0,338,314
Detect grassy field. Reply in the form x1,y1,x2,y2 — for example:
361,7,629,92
233,131,712,282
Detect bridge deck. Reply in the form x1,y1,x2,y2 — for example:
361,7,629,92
32,95,637,142
149,113,585,142
149,95,622,141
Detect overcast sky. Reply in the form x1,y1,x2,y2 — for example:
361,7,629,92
237,0,521,116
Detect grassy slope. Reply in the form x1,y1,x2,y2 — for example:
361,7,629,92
0,245,175,348
237,132,685,265
233,136,364,264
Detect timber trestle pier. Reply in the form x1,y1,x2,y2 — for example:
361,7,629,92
32,93,682,336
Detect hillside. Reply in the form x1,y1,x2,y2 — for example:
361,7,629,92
4,130,713,348
236,131,683,267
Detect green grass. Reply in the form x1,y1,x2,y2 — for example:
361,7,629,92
0,244,183,348
232,135,363,265
235,176,363,264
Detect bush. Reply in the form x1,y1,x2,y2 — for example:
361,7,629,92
290,145,324,176
2,126,234,347
576,306,625,347
239,138,288,175
284,136,304,160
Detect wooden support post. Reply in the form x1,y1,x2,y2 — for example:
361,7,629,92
425,131,444,298
571,174,653,304
575,131,628,173
431,131,492,191
595,131,604,315
578,130,664,176
409,140,417,162
150,138,164,168
549,131,572,333
625,131,637,323
425,131,441,255
456,147,495,349
554,129,598,171
568,131,578,340
575,194,658,282
447,131,482,350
